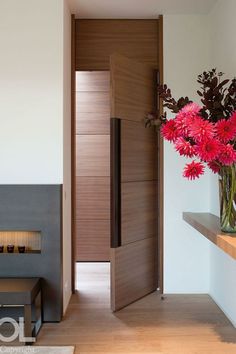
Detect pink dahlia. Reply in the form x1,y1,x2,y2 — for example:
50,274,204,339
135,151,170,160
208,161,221,174
195,139,221,162
183,160,205,180
179,102,201,117
215,119,236,143
229,111,236,125
175,103,201,136
174,114,192,136
175,137,196,158
189,116,215,142
161,119,179,142
218,144,236,166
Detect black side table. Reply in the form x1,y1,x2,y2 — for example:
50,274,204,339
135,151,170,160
0,278,42,343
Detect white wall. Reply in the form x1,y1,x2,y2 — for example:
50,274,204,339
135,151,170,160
0,0,72,313
0,0,64,183
163,15,211,293
208,0,236,327
209,0,236,216
210,244,236,327
164,2,236,326
63,0,72,312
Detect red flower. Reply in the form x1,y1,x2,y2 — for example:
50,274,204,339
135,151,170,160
218,144,236,165
161,119,179,142
175,137,196,158
179,102,201,117
215,119,236,142
208,161,221,174
175,103,201,136
229,111,236,125
195,139,221,162
183,160,205,180
189,116,215,142
174,114,192,136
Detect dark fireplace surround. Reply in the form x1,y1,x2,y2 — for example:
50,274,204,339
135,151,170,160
0,185,63,322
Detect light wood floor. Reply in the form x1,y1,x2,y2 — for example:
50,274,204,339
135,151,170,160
36,263,236,354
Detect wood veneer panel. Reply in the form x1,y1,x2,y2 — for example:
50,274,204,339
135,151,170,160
110,53,155,122
76,20,158,70
76,177,110,220
217,235,236,260
76,72,110,135
183,212,219,244
76,112,110,135
75,71,110,262
76,220,110,261
76,135,110,176
76,92,109,113
157,15,164,293
76,71,110,92
71,14,76,293
183,212,236,260
110,54,158,311
111,237,157,311
121,181,157,245
121,120,157,182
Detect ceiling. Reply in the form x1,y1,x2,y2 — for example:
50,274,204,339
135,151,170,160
67,0,217,18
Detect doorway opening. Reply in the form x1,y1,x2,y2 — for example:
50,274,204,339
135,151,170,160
71,18,164,311
75,71,111,306
76,262,110,309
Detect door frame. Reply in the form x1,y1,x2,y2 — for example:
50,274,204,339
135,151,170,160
70,16,164,294
71,14,76,293
157,15,164,293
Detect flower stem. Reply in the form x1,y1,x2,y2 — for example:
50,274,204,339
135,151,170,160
220,164,236,232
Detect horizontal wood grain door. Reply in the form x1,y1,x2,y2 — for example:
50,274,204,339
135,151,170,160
110,54,158,311
76,71,110,261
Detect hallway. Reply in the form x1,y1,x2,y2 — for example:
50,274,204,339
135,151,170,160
37,263,236,354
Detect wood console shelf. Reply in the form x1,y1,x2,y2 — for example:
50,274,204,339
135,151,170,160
183,212,236,260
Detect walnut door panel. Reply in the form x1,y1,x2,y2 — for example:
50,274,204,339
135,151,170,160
76,71,110,135
76,20,159,70
76,177,110,220
76,92,109,113
76,220,110,261
76,71,110,92
76,112,110,135
110,53,155,122
110,54,158,311
121,120,157,182
76,135,110,177
111,237,157,311
75,71,110,261
121,181,157,245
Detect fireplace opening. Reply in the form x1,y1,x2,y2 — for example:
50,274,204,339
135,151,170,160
0,231,41,254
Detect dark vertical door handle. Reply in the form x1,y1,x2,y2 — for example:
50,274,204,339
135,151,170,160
110,118,121,248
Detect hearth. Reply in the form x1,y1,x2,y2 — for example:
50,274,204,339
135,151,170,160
0,185,63,322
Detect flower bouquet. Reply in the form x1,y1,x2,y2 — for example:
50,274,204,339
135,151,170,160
146,69,236,232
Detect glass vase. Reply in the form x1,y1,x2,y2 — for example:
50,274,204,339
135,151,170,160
219,164,236,233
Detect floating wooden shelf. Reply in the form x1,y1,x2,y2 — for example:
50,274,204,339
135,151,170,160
183,212,236,260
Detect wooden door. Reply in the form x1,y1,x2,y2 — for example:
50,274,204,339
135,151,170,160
110,54,158,311
76,72,110,261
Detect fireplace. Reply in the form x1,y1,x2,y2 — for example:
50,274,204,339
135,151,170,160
0,185,63,322
0,231,41,253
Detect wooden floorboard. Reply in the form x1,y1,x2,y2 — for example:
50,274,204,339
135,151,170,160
2,263,236,352
32,263,236,353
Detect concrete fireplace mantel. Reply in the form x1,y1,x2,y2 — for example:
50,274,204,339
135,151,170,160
0,185,63,322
